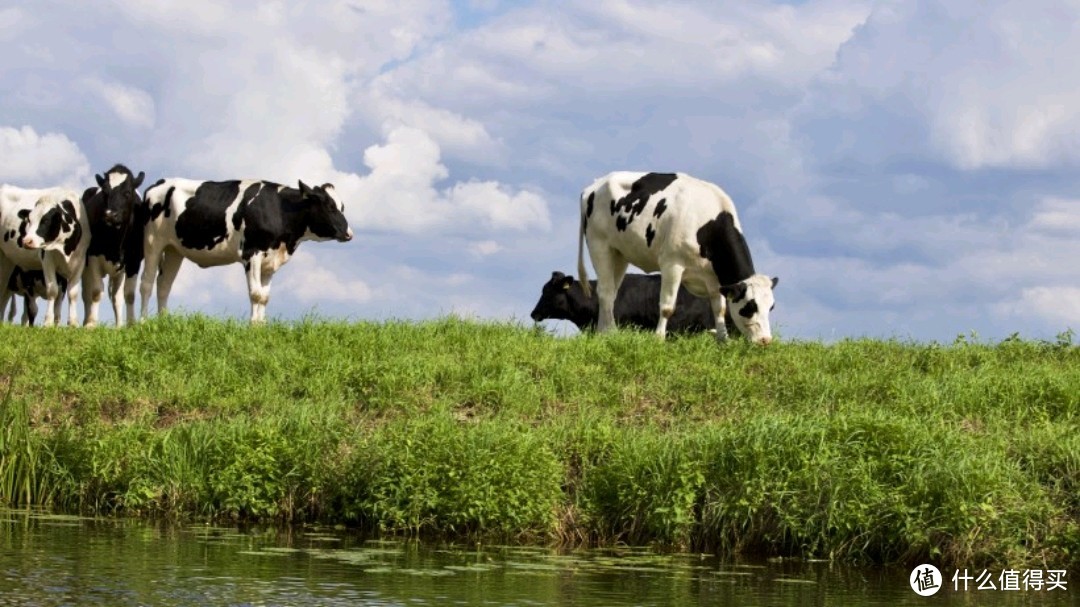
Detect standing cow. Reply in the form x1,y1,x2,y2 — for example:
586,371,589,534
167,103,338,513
577,172,778,345
81,164,146,327
0,186,89,326
530,270,737,335
139,179,353,323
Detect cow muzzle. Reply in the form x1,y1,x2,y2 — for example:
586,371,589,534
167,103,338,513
339,228,354,242
104,210,122,227
756,335,773,346
21,236,40,250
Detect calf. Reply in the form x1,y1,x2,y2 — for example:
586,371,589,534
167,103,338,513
578,172,778,345
0,185,89,326
5,267,67,326
80,164,146,327
140,179,353,323
530,271,737,335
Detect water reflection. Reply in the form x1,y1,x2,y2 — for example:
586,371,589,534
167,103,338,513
0,509,1070,606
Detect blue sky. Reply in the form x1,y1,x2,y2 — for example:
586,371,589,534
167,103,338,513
2,0,1079,341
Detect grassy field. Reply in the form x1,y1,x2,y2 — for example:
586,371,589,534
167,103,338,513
0,315,1077,567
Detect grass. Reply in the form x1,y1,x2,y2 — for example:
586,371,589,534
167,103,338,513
0,315,1077,567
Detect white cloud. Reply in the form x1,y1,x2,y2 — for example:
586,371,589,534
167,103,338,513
332,126,550,234
1002,287,1080,328
278,250,374,304
85,79,156,129
469,240,501,256
0,125,89,187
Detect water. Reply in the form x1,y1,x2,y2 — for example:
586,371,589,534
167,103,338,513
0,509,1071,606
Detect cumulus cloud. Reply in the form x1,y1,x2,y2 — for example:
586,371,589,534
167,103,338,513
277,250,374,304
0,125,89,187
331,126,550,234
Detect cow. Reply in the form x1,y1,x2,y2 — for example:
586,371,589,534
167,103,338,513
0,185,89,326
5,267,67,326
530,270,739,336
577,172,778,345
80,164,146,327
139,178,353,323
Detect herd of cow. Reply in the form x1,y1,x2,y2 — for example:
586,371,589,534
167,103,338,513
0,167,777,345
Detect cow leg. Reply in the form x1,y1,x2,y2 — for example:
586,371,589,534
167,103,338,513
65,259,84,327
154,249,184,316
0,257,14,323
24,296,37,326
5,298,13,324
124,268,138,325
656,263,686,341
82,259,104,328
244,254,268,324
108,272,126,327
706,281,728,343
590,247,628,333
41,257,60,327
139,242,164,320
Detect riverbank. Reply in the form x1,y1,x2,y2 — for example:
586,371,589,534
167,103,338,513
1,316,1077,567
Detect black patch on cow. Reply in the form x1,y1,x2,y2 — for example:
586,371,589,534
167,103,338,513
147,182,176,221
696,211,755,286
61,199,82,256
125,200,148,279
653,198,668,218
234,182,350,262
721,282,748,303
84,186,124,266
609,173,677,232
33,206,64,245
236,182,262,231
586,191,594,218
738,299,758,319
646,223,656,247
174,181,241,251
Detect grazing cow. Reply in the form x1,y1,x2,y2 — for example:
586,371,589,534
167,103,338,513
530,271,738,336
80,164,146,327
139,178,353,323
577,172,778,345
5,267,67,326
0,186,89,326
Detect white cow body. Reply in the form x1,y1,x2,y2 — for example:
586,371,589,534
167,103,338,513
577,171,777,345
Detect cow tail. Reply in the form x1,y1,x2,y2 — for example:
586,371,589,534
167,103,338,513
577,191,591,298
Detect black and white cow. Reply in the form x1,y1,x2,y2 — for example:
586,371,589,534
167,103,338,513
81,164,146,327
0,185,89,326
577,172,778,345
139,179,353,323
530,271,738,336
5,267,67,326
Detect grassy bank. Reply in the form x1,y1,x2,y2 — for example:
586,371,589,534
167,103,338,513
0,316,1078,567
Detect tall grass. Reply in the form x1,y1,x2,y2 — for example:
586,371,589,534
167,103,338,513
0,315,1077,567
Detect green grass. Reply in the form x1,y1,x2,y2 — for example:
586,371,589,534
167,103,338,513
0,315,1077,567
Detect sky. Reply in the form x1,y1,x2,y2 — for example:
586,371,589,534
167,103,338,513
2,0,1079,341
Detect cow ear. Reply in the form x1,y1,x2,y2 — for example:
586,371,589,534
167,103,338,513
17,209,29,219
720,283,747,301
561,276,574,290
297,180,313,197
133,171,145,189
95,173,106,188
771,276,779,289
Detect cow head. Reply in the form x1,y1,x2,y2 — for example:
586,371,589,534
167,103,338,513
19,194,82,254
95,164,145,228
298,181,353,242
531,271,578,322
719,275,778,346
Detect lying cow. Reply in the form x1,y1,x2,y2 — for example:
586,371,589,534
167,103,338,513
530,270,737,336
578,172,778,345
81,164,145,327
139,178,353,323
0,185,89,326
5,267,67,326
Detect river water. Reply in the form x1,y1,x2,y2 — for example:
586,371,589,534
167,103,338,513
0,509,1071,606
